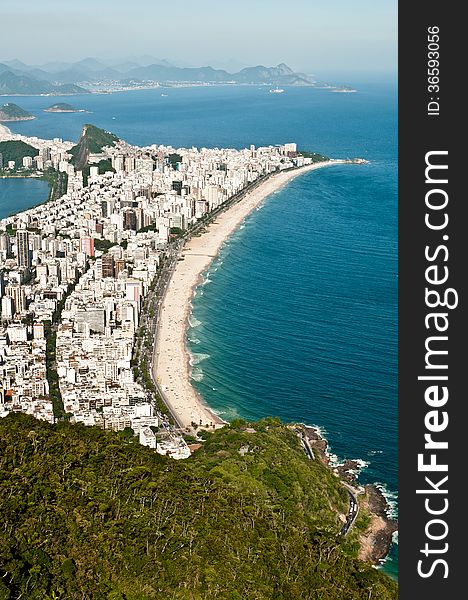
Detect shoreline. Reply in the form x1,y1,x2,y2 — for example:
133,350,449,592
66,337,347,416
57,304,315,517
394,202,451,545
152,160,350,431
300,424,398,566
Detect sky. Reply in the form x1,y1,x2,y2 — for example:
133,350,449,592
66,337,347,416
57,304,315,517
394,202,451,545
1,0,397,75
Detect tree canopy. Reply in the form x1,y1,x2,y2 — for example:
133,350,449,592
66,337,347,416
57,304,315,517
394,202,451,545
0,414,397,599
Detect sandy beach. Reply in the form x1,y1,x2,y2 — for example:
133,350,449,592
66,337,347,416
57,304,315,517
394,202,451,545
153,160,347,430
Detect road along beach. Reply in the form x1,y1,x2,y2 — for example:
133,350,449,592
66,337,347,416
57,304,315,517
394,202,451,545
152,160,353,431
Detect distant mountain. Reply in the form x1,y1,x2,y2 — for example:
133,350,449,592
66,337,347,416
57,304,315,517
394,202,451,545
74,57,109,72
125,61,315,85
1,58,316,87
0,70,89,95
234,63,314,85
0,102,35,122
2,59,31,71
127,63,231,82
69,124,119,170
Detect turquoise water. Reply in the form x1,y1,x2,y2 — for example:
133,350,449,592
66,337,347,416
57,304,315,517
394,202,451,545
0,178,49,219
3,82,398,576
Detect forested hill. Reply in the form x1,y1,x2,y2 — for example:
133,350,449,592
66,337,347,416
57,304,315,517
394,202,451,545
0,414,397,599
69,124,119,170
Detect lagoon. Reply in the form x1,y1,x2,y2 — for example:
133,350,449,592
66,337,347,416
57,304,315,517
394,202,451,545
0,177,49,220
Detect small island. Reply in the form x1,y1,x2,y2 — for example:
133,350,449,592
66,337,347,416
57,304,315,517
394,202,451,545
0,102,36,122
332,86,358,93
44,102,86,113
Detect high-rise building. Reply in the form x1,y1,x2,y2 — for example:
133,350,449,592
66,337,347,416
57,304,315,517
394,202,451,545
135,157,154,174
0,234,11,254
34,156,44,171
79,237,95,257
6,283,26,314
113,155,125,172
102,255,115,278
16,230,31,268
33,323,45,340
1,296,14,320
124,210,137,231
124,156,135,172
283,142,297,154
172,180,183,195
101,199,115,218
41,147,51,161
114,259,126,277
125,280,142,304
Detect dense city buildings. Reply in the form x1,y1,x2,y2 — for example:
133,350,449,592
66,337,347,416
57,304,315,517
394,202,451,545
1,127,310,456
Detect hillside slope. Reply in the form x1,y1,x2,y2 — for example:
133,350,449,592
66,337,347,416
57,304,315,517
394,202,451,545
0,70,88,95
0,140,38,164
0,414,397,599
69,124,119,170
0,102,35,122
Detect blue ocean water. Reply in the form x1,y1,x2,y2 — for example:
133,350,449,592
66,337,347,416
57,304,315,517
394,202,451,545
3,82,398,576
0,178,49,219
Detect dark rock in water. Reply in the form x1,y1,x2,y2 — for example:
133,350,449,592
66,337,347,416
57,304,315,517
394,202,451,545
359,484,398,563
300,423,398,565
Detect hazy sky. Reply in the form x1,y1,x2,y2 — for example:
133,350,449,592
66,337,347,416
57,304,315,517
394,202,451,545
1,0,397,75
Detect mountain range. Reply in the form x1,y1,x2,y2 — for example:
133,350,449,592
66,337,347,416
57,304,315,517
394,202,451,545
0,57,316,94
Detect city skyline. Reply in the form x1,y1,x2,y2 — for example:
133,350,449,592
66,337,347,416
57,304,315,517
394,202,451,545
1,0,397,76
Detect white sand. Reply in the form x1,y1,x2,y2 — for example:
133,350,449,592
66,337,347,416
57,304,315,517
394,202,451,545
153,160,346,430
0,123,13,140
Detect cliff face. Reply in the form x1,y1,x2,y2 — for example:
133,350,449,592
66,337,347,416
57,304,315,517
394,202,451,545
68,124,119,170
0,414,398,599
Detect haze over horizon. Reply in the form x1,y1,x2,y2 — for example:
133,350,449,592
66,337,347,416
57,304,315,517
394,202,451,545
1,0,397,77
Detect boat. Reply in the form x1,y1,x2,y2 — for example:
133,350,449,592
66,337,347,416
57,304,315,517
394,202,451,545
161,93,168,97
269,87,285,94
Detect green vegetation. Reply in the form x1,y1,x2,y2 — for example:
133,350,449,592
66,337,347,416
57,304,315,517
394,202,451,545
169,226,185,237
139,354,172,422
0,102,34,121
0,140,37,165
167,153,182,169
45,324,64,420
137,223,157,233
41,169,68,202
94,238,117,252
44,280,78,421
44,103,80,112
0,415,397,599
298,150,329,163
69,124,119,170
82,160,115,186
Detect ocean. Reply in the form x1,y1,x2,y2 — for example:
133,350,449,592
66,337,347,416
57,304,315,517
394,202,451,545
3,81,398,576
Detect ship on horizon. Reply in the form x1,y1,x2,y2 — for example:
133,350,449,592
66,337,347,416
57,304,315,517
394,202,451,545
269,87,285,94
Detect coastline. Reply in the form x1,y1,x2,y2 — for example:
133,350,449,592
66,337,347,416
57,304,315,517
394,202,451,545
301,425,398,566
152,160,349,431
0,116,36,122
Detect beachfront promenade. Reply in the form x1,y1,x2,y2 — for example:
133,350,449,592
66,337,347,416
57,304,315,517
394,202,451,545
150,160,354,431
